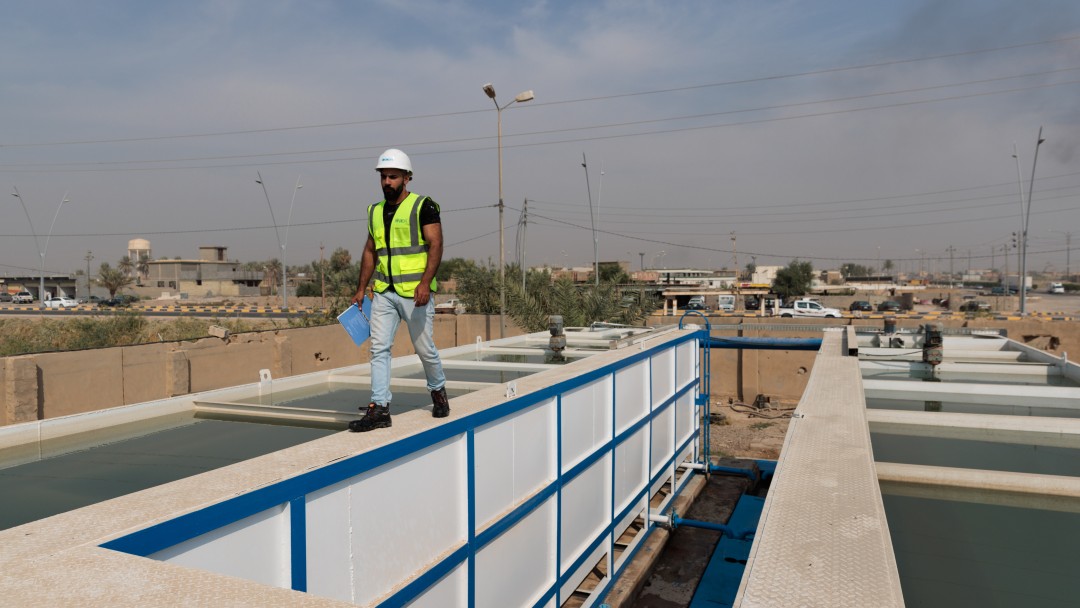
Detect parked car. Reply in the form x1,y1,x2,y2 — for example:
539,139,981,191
44,296,79,309
989,286,1018,296
777,298,842,318
100,297,132,308
877,300,901,312
958,300,992,312
12,291,34,304
849,300,873,312
685,295,708,311
0,292,12,303
434,298,465,314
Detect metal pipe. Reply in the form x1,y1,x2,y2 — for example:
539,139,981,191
671,514,755,540
708,336,822,350
709,464,757,480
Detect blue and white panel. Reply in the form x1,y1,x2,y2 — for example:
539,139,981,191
675,390,696,449
613,425,648,515
474,398,557,529
560,452,612,573
560,376,613,472
676,340,697,389
614,360,649,434
650,349,675,407
151,504,291,589
304,436,468,605
475,495,556,608
650,403,675,491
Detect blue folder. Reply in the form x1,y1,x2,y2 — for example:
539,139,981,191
337,297,372,347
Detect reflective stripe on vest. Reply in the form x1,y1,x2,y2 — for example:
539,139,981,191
368,193,438,297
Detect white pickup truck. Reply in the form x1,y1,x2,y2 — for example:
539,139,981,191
777,298,842,318
434,298,465,314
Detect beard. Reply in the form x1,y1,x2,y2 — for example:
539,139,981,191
382,183,403,202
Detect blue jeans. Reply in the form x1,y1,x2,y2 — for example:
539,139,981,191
369,290,445,406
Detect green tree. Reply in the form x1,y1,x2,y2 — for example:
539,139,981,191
329,247,352,272
598,262,630,284
437,257,478,282
772,260,814,300
882,259,894,274
840,263,871,278
504,276,657,332
96,263,135,297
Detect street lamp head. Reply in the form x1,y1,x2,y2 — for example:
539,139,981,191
514,90,534,103
482,83,496,99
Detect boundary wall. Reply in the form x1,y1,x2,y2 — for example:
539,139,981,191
5,314,1075,427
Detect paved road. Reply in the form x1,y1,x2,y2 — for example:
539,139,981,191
0,303,309,319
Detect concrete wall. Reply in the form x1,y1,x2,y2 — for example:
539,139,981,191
0,314,528,426
3,313,1075,426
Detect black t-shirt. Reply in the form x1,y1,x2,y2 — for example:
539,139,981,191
379,196,440,291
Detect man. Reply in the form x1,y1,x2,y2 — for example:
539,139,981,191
349,148,449,432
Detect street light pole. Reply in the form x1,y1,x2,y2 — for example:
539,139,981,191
1019,127,1046,316
582,153,598,286
11,187,68,307
255,172,286,309
281,176,303,310
483,83,534,338
41,191,71,304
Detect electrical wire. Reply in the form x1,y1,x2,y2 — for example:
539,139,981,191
5,32,1077,149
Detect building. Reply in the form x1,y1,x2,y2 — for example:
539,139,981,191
145,246,263,297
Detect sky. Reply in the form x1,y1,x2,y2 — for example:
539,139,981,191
2,0,1079,280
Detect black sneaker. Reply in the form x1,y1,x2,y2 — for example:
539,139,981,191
431,388,450,418
349,403,391,432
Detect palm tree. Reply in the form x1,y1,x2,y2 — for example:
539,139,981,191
117,255,135,278
264,259,282,295
135,256,151,284
97,263,135,297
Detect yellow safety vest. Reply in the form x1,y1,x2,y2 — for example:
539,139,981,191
369,193,439,297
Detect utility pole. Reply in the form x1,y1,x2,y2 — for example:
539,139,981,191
730,231,739,300
946,245,956,287
639,252,645,272
1003,244,1010,290
521,198,528,293
84,251,94,298
319,242,326,310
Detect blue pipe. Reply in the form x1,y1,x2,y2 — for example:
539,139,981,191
671,514,755,540
707,336,821,350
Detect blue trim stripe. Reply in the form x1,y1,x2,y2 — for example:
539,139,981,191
555,393,564,607
101,332,702,608
290,496,306,592
467,429,476,608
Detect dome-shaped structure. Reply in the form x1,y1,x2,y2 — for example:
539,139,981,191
127,238,151,250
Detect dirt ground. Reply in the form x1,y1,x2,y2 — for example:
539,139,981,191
706,398,794,460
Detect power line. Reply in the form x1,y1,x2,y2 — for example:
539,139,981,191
5,32,1076,149
518,205,1078,263
6,69,1080,174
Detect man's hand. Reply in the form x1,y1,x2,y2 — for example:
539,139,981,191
351,287,372,306
413,283,431,306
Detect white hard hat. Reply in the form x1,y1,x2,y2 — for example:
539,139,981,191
375,148,413,174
